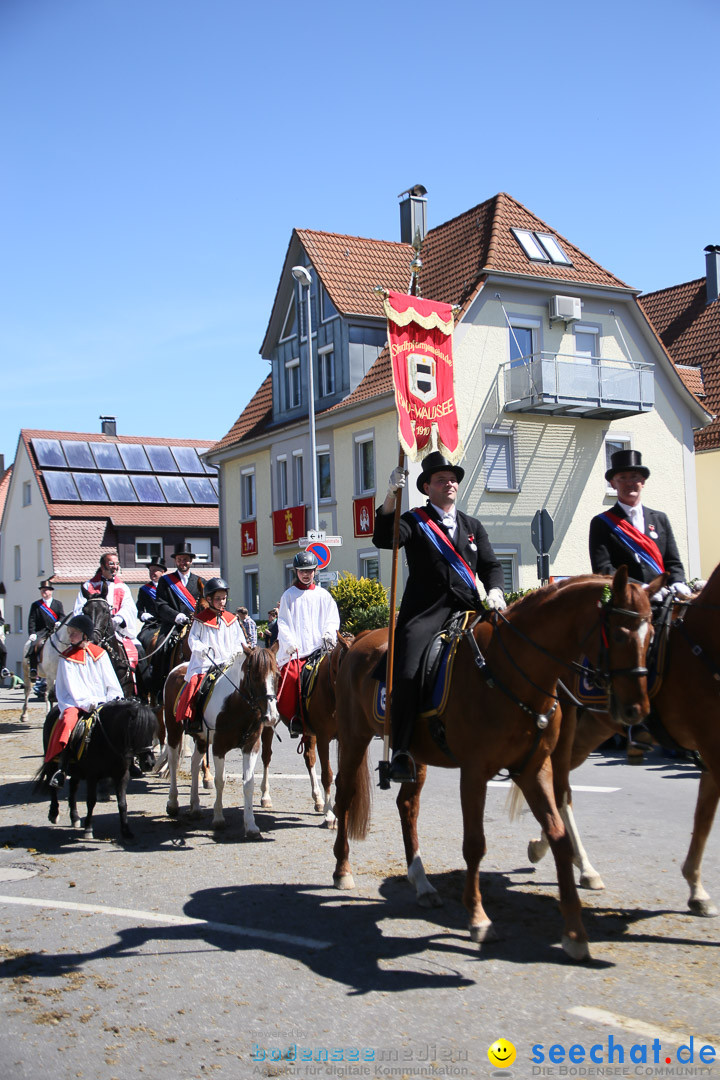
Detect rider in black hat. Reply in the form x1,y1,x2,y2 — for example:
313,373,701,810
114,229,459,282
373,452,505,782
27,580,65,678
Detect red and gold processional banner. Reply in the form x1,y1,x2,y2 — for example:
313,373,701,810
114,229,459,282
353,496,375,538
240,520,257,556
272,505,306,546
383,290,462,463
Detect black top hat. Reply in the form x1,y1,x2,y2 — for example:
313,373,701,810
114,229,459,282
172,542,195,558
148,556,167,571
605,449,650,482
38,579,55,590
416,452,465,493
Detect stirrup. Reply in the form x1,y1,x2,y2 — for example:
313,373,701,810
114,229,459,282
49,769,66,789
387,751,417,784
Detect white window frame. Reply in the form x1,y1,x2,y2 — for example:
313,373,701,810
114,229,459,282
14,605,23,634
285,358,301,409
354,433,375,495
358,549,380,581
135,537,163,565
241,468,256,520
22,481,32,507
318,344,335,397
276,456,288,509
243,568,260,619
483,427,517,492
604,432,632,495
293,450,304,506
316,446,332,502
508,316,541,365
493,546,520,592
574,323,600,361
14,545,21,581
189,537,212,564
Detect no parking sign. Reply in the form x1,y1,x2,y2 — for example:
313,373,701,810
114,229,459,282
307,542,331,569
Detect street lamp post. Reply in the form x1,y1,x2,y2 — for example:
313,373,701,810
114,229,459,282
291,265,319,533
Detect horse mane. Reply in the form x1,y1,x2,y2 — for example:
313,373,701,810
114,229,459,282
98,699,158,746
244,646,277,682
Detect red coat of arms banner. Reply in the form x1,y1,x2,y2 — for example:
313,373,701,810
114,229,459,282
353,496,375,538
272,505,306,546
383,290,462,463
240,520,257,556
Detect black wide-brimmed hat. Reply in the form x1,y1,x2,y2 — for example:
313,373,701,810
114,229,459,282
148,556,167,571
416,452,465,493
172,542,195,558
38,579,55,590
605,449,650,482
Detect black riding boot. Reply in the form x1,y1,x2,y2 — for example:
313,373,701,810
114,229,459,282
387,678,417,783
50,749,71,789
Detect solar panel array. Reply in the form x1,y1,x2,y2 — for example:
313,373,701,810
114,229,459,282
32,438,219,506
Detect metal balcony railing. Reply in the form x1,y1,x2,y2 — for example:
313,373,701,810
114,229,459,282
501,352,654,419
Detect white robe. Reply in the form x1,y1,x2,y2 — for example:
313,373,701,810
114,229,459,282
276,585,340,669
74,579,139,641
185,612,246,682
55,645,124,714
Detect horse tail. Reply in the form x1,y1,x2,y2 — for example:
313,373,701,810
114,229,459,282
338,739,373,841
505,780,527,821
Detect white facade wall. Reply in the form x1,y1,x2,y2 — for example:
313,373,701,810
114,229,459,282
696,448,720,578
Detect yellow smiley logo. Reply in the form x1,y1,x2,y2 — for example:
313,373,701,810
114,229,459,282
488,1039,517,1068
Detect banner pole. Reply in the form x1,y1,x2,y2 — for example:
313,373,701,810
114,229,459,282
378,446,405,789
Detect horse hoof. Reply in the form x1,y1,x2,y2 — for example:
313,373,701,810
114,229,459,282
333,873,355,891
579,872,605,891
244,828,263,841
260,797,273,809
314,800,325,813
48,810,59,825
187,808,202,821
82,829,94,841
212,819,226,832
71,818,82,829
166,803,179,818
527,840,545,864
320,817,337,831
417,889,444,909
561,934,591,961
470,920,497,944
202,777,212,791
689,898,719,918
121,831,135,842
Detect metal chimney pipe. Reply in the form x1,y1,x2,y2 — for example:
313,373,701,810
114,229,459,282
705,245,720,305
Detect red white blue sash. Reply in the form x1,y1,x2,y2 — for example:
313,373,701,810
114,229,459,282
411,507,479,595
139,583,157,601
600,510,665,576
39,601,57,622
164,572,196,611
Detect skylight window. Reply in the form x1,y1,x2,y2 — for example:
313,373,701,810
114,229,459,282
511,228,573,266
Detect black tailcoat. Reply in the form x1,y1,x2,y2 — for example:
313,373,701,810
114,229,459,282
136,583,159,620
589,502,685,585
28,597,65,636
155,572,202,629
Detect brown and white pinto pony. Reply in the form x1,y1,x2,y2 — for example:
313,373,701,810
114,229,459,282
164,646,279,838
259,634,353,827
331,568,662,961
521,561,720,918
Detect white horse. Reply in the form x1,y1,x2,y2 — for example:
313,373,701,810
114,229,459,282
20,620,72,722
164,648,279,838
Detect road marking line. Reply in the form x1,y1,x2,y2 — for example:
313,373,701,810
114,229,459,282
569,1006,693,1044
0,895,332,950
489,782,619,793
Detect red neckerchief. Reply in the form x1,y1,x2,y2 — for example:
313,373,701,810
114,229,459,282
62,642,105,665
295,581,316,591
195,608,237,629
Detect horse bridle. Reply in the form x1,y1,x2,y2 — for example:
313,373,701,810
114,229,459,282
204,648,278,723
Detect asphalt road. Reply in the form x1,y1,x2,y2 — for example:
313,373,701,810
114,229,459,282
0,685,717,1080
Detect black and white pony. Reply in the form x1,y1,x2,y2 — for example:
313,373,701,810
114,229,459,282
35,699,158,841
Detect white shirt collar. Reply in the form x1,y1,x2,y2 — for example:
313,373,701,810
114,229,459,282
430,501,457,523
618,499,644,529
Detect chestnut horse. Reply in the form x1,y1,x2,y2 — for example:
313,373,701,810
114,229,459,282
164,647,279,838
259,634,352,827
522,562,720,918
332,568,661,961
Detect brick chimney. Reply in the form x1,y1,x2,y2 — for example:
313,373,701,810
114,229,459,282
705,245,720,304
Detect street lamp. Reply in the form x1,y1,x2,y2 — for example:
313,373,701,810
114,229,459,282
291,264,319,533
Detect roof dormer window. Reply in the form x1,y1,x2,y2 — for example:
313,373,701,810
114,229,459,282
511,228,572,266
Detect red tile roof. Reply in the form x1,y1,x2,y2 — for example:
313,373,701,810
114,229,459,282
639,280,720,451
212,192,633,455
0,465,12,523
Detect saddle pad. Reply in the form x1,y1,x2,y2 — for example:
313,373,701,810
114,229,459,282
300,647,326,714
575,629,668,708
371,621,469,725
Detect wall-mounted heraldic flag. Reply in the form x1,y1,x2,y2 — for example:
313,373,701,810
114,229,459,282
383,291,462,462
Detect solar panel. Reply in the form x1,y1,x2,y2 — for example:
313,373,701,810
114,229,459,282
144,445,178,472
186,476,218,505
43,471,80,501
130,474,165,503
172,446,203,473
158,475,193,504
117,443,151,471
73,472,109,502
62,441,95,469
102,473,138,502
89,442,123,470
32,439,67,468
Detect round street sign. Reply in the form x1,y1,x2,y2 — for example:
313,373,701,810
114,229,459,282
307,542,331,570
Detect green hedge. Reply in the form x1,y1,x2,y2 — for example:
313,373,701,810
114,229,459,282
329,572,390,633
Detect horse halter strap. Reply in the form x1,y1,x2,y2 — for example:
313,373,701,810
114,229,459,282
591,593,651,687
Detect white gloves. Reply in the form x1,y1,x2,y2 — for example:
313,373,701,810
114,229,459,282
692,580,707,592
29,634,37,642
112,614,125,628
322,632,336,649
386,467,407,500
486,588,507,611
670,582,693,598
140,612,153,622
175,613,190,626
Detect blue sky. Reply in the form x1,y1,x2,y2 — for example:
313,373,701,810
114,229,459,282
1,0,718,467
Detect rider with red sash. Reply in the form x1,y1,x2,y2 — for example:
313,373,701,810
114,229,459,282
373,452,505,783
27,580,65,677
176,578,245,734
45,613,124,789
74,553,140,668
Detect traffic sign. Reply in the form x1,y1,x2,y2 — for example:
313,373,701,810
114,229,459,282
299,534,343,548
530,509,554,554
316,570,339,586
307,542,331,569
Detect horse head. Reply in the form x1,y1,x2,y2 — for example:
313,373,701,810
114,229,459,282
240,647,279,729
82,595,114,645
597,565,659,727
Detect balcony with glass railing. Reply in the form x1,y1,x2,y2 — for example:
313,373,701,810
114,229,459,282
501,352,654,419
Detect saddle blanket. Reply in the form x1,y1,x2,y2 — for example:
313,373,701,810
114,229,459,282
372,625,465,724
575,629,668,708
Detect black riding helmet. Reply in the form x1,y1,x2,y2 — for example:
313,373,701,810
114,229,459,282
204,577,229,597
293,551,318,571
68,614,94,639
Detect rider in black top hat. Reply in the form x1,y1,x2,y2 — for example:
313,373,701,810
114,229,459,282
27,580,65,678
